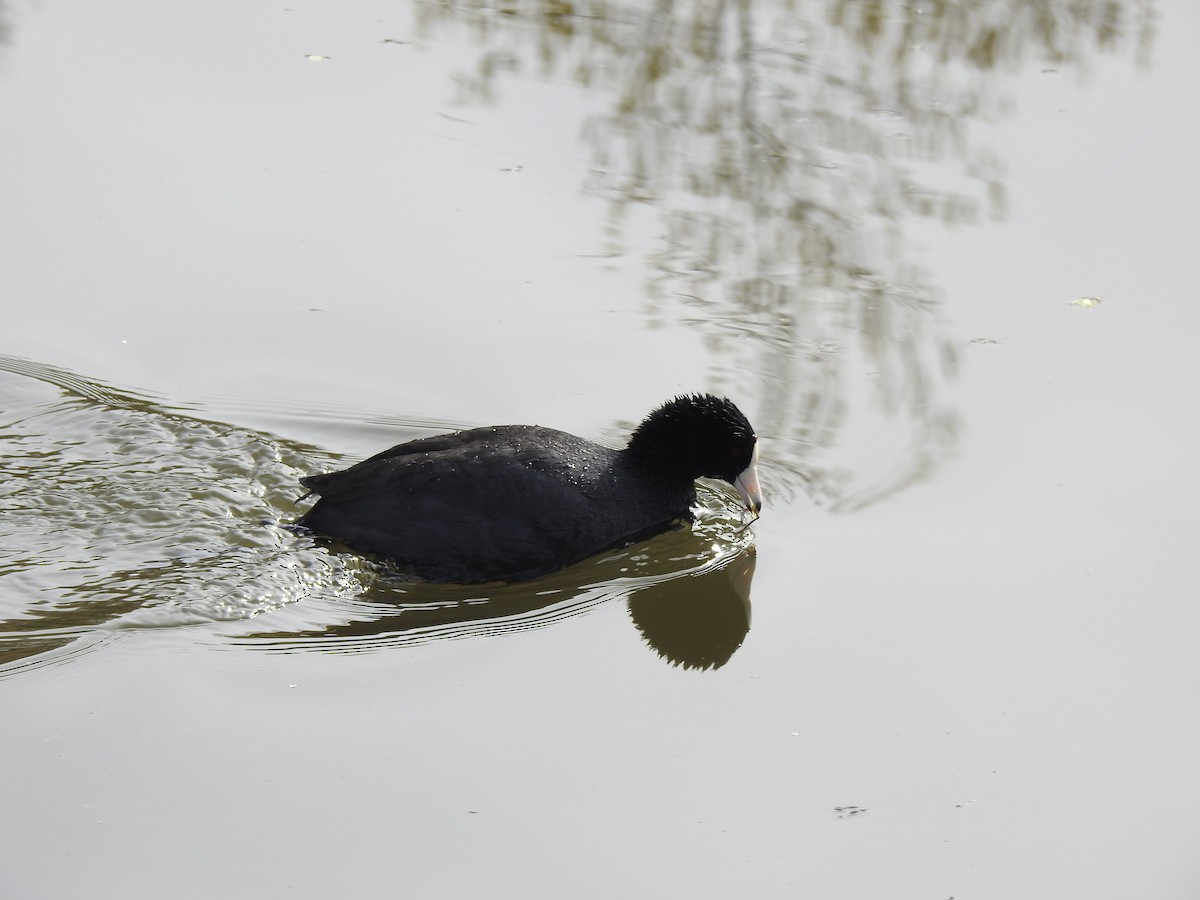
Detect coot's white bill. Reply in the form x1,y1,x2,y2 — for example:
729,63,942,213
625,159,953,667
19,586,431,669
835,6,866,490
734,442,762,514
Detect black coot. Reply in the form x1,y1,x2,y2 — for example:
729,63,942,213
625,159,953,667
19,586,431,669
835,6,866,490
297,393,761,584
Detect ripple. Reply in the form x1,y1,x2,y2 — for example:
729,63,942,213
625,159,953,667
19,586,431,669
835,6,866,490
0,355,335,675
225,505,757,670
0,355,760,676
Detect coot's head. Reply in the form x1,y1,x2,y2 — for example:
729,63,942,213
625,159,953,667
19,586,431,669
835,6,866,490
627,394,762,513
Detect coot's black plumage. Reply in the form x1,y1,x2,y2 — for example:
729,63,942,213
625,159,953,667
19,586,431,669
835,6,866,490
297,394,761,584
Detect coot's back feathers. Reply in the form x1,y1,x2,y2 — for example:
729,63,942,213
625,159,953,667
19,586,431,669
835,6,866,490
297,394,760,584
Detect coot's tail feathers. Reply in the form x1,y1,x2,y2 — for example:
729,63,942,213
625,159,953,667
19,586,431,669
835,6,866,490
299,471,336,494
297,471,336,504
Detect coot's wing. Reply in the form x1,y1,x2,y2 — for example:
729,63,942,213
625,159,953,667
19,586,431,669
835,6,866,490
301,426,509,495
353,426,510,466
298,430,641,582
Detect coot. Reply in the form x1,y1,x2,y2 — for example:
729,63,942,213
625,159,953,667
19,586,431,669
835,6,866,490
297,393,761,583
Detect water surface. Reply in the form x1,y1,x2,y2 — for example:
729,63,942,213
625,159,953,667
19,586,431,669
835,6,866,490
2,1,1198,897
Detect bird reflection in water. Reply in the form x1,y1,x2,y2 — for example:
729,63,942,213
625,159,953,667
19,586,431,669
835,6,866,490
243,523,756,672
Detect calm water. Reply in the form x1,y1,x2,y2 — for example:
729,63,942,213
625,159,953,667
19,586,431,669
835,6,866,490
2,0,1199,897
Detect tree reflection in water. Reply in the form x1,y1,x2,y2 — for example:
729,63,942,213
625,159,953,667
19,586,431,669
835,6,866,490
414,0,1153,509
